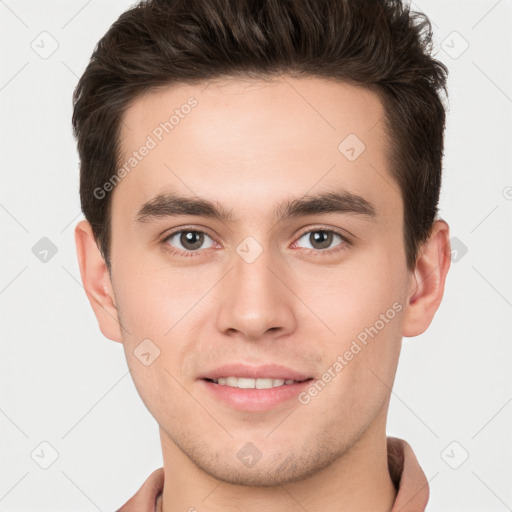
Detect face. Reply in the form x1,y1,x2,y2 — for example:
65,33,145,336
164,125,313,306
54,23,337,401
101,76,417,485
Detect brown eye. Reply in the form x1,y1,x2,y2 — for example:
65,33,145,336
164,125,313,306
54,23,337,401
164,230,215,253
295,229,347,252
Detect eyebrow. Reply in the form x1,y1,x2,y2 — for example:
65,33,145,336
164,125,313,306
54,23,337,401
135,190,377,225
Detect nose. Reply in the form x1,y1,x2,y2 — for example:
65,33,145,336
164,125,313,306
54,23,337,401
215,245,297,341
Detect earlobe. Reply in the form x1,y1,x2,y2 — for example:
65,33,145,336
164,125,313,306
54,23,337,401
402,220,451,337
74,220,124,343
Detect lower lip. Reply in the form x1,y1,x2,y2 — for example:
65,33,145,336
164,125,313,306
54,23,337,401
199,379,313,412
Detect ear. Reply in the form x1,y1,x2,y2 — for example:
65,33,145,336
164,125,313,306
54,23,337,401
74,220,124,343
402,219,451,337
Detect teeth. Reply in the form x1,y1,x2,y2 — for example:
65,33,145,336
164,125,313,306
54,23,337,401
213,377,300,389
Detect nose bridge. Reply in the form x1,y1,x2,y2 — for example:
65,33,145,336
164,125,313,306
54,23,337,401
215,237,295,339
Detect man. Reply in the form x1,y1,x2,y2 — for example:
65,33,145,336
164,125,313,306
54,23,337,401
72,0,451,510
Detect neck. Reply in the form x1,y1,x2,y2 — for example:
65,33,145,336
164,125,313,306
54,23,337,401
158,418,397,512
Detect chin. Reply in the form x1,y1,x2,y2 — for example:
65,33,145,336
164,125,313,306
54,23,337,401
187,443,340,488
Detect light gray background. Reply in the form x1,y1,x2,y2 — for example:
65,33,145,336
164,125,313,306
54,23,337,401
1,0,511,510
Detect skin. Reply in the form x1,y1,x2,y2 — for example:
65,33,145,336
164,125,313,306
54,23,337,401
75,76,451,512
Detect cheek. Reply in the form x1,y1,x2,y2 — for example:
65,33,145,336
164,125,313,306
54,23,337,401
296,247,406,397
112,261,195,416
112,255,220,391
112,253,207,338
296,251,405,338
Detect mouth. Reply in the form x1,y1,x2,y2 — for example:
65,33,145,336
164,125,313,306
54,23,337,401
203,376,313,389
198,364,315,411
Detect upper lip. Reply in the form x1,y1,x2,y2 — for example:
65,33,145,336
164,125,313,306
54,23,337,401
199,364,312,381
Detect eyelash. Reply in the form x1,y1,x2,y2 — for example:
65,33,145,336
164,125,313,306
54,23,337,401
160,226,351,259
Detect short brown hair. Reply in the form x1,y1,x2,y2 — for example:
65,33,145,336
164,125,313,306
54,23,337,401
72,0,448,270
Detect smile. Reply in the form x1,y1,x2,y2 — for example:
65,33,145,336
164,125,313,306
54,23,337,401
207,377,308,389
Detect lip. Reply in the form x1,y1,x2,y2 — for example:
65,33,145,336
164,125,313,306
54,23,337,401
199,378,313,412
198,363,312,381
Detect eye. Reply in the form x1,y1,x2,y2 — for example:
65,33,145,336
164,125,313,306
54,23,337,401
293,229,348,254
163,229,216,256
161,227,350,258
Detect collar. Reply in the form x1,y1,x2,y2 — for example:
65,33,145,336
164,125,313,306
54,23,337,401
387,436,429,511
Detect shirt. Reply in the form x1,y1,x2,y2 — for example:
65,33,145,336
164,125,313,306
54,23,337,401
116,436,429,512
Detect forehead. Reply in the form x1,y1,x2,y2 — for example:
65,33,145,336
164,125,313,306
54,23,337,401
114,76,400,228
